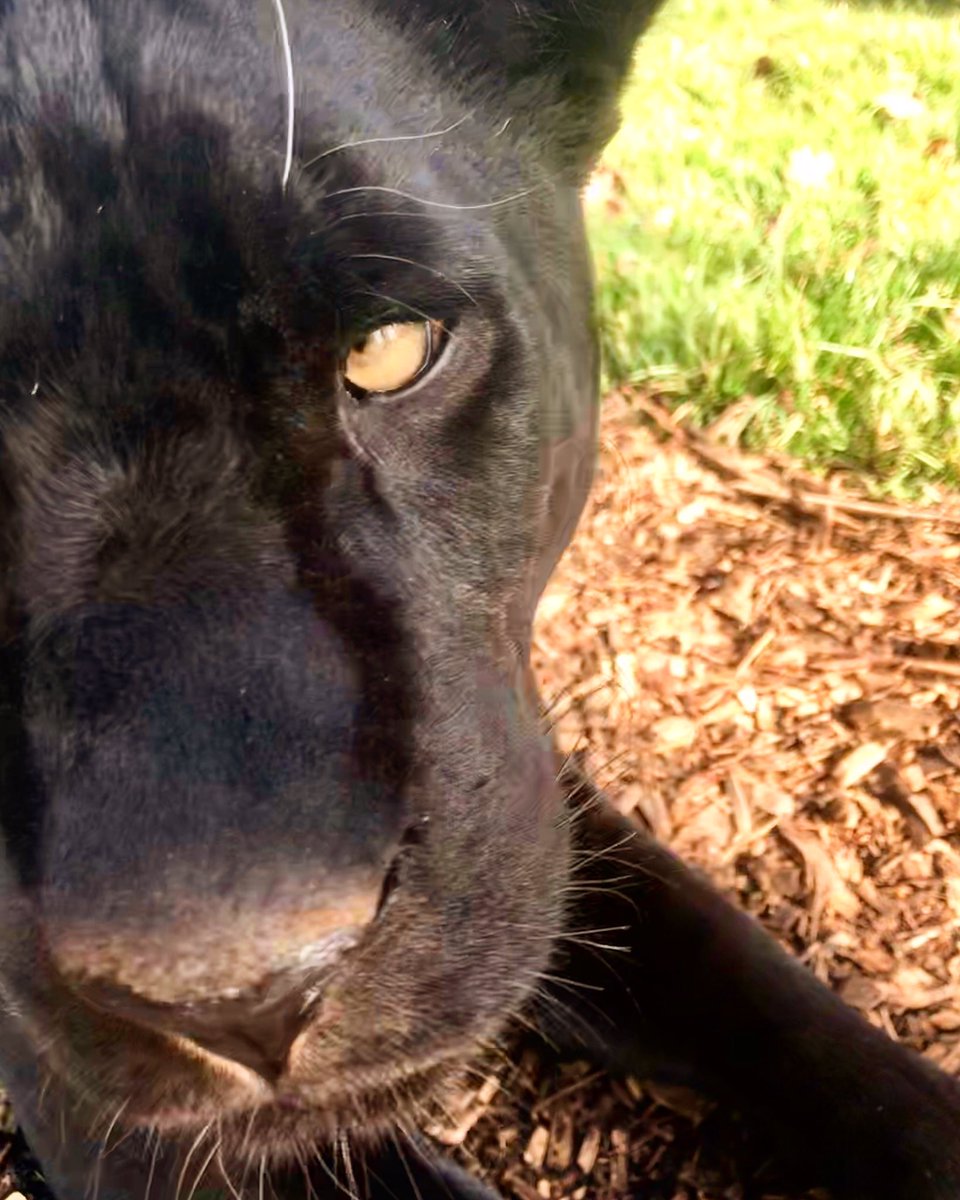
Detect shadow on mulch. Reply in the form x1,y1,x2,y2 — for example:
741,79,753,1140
450,1046,828,1200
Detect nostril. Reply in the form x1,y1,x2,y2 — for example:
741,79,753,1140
47,888,385,1079
77,941,360,1082
173,976,323,1080
375,818,427,921
376,855,402,920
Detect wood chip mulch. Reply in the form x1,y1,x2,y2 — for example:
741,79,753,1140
446,391,960,1199
2,392,958,1199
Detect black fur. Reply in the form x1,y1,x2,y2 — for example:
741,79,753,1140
0,3,958,1198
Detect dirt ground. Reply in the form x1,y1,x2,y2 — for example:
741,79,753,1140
2,394,958,1199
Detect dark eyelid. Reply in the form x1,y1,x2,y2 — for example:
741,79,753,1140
338,305,458,357
333,258,488,347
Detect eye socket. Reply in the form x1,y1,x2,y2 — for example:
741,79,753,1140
341,320,445,398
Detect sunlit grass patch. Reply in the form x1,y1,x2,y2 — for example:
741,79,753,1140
591,0,960,496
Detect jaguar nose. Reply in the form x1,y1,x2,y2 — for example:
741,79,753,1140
141,929,363,1079
50,886,383,1081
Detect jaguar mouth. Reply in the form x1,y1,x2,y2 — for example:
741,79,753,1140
148,1057,460,1162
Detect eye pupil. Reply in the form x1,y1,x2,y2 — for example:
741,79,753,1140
341,320,443,398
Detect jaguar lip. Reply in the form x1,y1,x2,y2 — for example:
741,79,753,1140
142,1058,457,1149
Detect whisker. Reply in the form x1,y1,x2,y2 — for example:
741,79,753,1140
557,786,613,831
321,183,538,214
560,936,631,952
143,1129,162,1200
542,680,613,731
321,209,453,234
87,1095,130,1200
174,1122,214,1200
85,1098,115,1144
535,970,606,994
348,254,479,306
569,829,638,871
355,289,462,337
239,1107,258,1162
507,1002,559,1047
303,114,472,170
389,1129,426,1200
294,1145,319,1200
213,1128,246,1200
36,1069,54,1116
510,921,631,941
270,0,295,189
540,680,584,720
314,1144,360,1200
338,1130,359,1200
186,1136,221,1200
562,879,643,919
575,852,675,884
525,981,590,1031
100,1121,140,1158
215,1140,245,1200
530,971,622,1036
98,1098,131,1159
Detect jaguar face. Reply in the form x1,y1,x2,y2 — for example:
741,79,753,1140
0,0,660,1174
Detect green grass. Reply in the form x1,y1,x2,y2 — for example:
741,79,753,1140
591,0,960,497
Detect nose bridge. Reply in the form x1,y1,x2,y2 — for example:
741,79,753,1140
30,585,409,995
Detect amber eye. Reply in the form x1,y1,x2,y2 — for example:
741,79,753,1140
341,320,444,397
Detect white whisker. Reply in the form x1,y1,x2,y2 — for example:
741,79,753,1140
215,1140,245,1200
356,288,461,338
322,183,538,213
175,1122,214,1200
270,0,295,189
303,114,472,170
348,253,479,305
187,1137,221,1200
143,1129,161,1200
338,1130,359,1200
